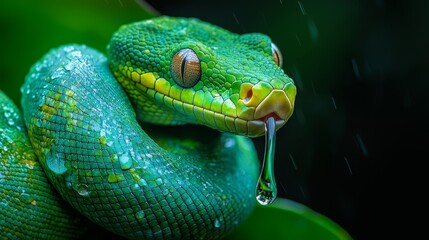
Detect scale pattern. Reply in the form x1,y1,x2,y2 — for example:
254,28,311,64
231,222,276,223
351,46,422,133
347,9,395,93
1,16,296,239
0,91,82,239
20,45,259,239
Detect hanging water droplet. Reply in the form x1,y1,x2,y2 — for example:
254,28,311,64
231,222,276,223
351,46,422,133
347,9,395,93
256,117,277,205
76,184,90,197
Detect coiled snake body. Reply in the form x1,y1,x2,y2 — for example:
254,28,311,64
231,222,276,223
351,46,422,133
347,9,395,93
0,17,296,239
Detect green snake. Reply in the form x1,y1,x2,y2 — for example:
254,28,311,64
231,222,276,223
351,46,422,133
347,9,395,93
0,16,296,239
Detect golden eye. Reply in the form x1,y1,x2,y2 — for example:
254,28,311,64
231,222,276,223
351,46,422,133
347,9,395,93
171,48,201,88
271,42,283,67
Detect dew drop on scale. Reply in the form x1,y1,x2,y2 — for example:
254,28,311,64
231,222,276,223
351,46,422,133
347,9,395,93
256,117,277,205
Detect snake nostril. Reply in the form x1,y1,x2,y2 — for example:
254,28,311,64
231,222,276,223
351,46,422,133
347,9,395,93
244,89,253,103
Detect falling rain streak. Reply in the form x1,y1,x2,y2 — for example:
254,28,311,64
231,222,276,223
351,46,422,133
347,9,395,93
331,96,337,109
289,153,298,170
298,1,306,15
256,117,277,205
352,58,361,79
232,13,239,25
295,34,302,46
344,157,353,175
354,134,368,157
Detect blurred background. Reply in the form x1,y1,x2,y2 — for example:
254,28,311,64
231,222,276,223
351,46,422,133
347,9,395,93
1,0,427,239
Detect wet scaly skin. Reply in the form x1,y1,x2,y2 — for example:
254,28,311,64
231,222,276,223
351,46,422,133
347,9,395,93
1,16,296,239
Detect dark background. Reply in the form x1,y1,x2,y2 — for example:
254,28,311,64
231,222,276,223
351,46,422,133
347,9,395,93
143,0,428,239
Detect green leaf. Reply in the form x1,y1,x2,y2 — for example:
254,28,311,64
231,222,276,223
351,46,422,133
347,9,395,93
227,198,353,240
0,0,156,105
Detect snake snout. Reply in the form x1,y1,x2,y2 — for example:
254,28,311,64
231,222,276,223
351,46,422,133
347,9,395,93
236,81,296,137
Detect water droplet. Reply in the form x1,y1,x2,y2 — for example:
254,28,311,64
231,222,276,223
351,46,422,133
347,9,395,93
3,110,11,118
137,179,147,187
224,138,236,148
131,183,140,191
162,188,169,196
20,192,34,204
71,50,82,58
7,118,14,126
4,135,13,144
119,153,132,170
76,184,90,197
256,117,277,205
65,174,75,189
214,219,221,228
46,149,67,175
135,210,145,220
155,178,163,185
64,45,75,52
35,119,42,127
51,67,65,80
65,61,75,71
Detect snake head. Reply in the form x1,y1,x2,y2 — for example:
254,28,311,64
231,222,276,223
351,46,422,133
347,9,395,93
108,16,296,137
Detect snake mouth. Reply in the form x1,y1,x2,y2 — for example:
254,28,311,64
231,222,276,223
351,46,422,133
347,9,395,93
257,112,282,122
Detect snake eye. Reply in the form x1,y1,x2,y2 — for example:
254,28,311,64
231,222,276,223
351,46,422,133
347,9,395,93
271,43,283,67
171,48,201,88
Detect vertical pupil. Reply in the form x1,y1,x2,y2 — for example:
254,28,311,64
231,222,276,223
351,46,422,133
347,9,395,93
180,51,188,84
274,51,280,65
